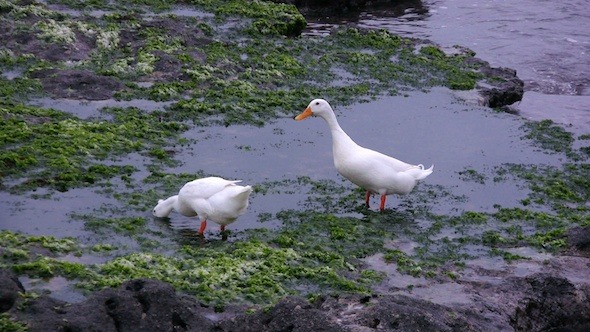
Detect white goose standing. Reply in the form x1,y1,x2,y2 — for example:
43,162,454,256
295,99,433,211
153,176,252,235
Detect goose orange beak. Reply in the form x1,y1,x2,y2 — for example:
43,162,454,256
295,107,313,121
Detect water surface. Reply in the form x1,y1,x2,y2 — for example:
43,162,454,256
304,0,590,132
0,88,562,237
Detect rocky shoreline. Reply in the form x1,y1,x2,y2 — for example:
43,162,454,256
2,227,589,331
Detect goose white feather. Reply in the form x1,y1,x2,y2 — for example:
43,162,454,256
295,99,433,211
153,176,252,234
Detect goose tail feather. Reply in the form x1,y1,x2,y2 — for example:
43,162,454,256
409,164,434,180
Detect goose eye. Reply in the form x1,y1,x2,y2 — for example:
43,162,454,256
315,101,319,105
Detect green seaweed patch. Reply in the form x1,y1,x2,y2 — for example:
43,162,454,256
38,0,109,11
447,211,489,227
521,119,579,159
0,104,184,192
494,208,565,228
0,313,28,332
83,216,147,235
11,256,90,279
488,248,529,262
0,230,79,256
4,2,492,128
253,177,359,214
330,29,483,89
383,249,431,277
414,238,471,274
273,211,387,258
79,239,376,307
48,0,305,36
528,229,567,250
0,77,43,102
159,26,487,126
458,168,487,184
481,230,513,246
500,163,590,212
382,242,466,279
487,204,587,250
70,204,171,251
200,0,306,37
0,231,90,280
0,231,87,280
90,243,117,252
4,1,67,20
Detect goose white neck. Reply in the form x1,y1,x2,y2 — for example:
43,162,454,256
317,108,357,149
153,195,178,217
318,107,346,134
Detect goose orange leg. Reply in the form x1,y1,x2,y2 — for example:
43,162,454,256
365,190,371,207
198,219,207,235
379,195,387,211
220,225,226,232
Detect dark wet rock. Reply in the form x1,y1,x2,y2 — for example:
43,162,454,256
510,273,590,332
2,269,590,332
565,226,590,257
150,50,192,83
0,20,96,62
275,0,367,12
118,17,212,59
217,296,346,331
354,295,486,331
9,278,215,332
477,66,525,108
0,269,25,313
141,18,213,49
29,69,124,100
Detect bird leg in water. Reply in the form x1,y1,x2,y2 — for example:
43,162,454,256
198,219,207,235
365,190,372,207
380,195,387,211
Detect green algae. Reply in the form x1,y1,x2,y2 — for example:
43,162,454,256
83,216,147,235
0,104,184,192
499,163,590,211
1,149,587,306
376,159,589,273
0,313,28,332
0,231,79,255
522,119,580,159
76,236,378,307
0,77,42,102
489,248,529,262
383,249,429,277
458,168,487,184
0,231,87,280
11,256,89,279
3,1,488,129
211,0,306,36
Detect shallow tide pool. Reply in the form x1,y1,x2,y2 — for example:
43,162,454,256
1,88,562,237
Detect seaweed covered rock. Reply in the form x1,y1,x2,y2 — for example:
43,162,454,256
3,272,590,332
0,269,25,313
274,0,367,12
217,296,345,331
9,278,214,332
29,69,124,100
566,226,590,257
478,66,525,108
510,273,590,331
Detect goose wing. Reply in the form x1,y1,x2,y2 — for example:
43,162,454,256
179,177,242,200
